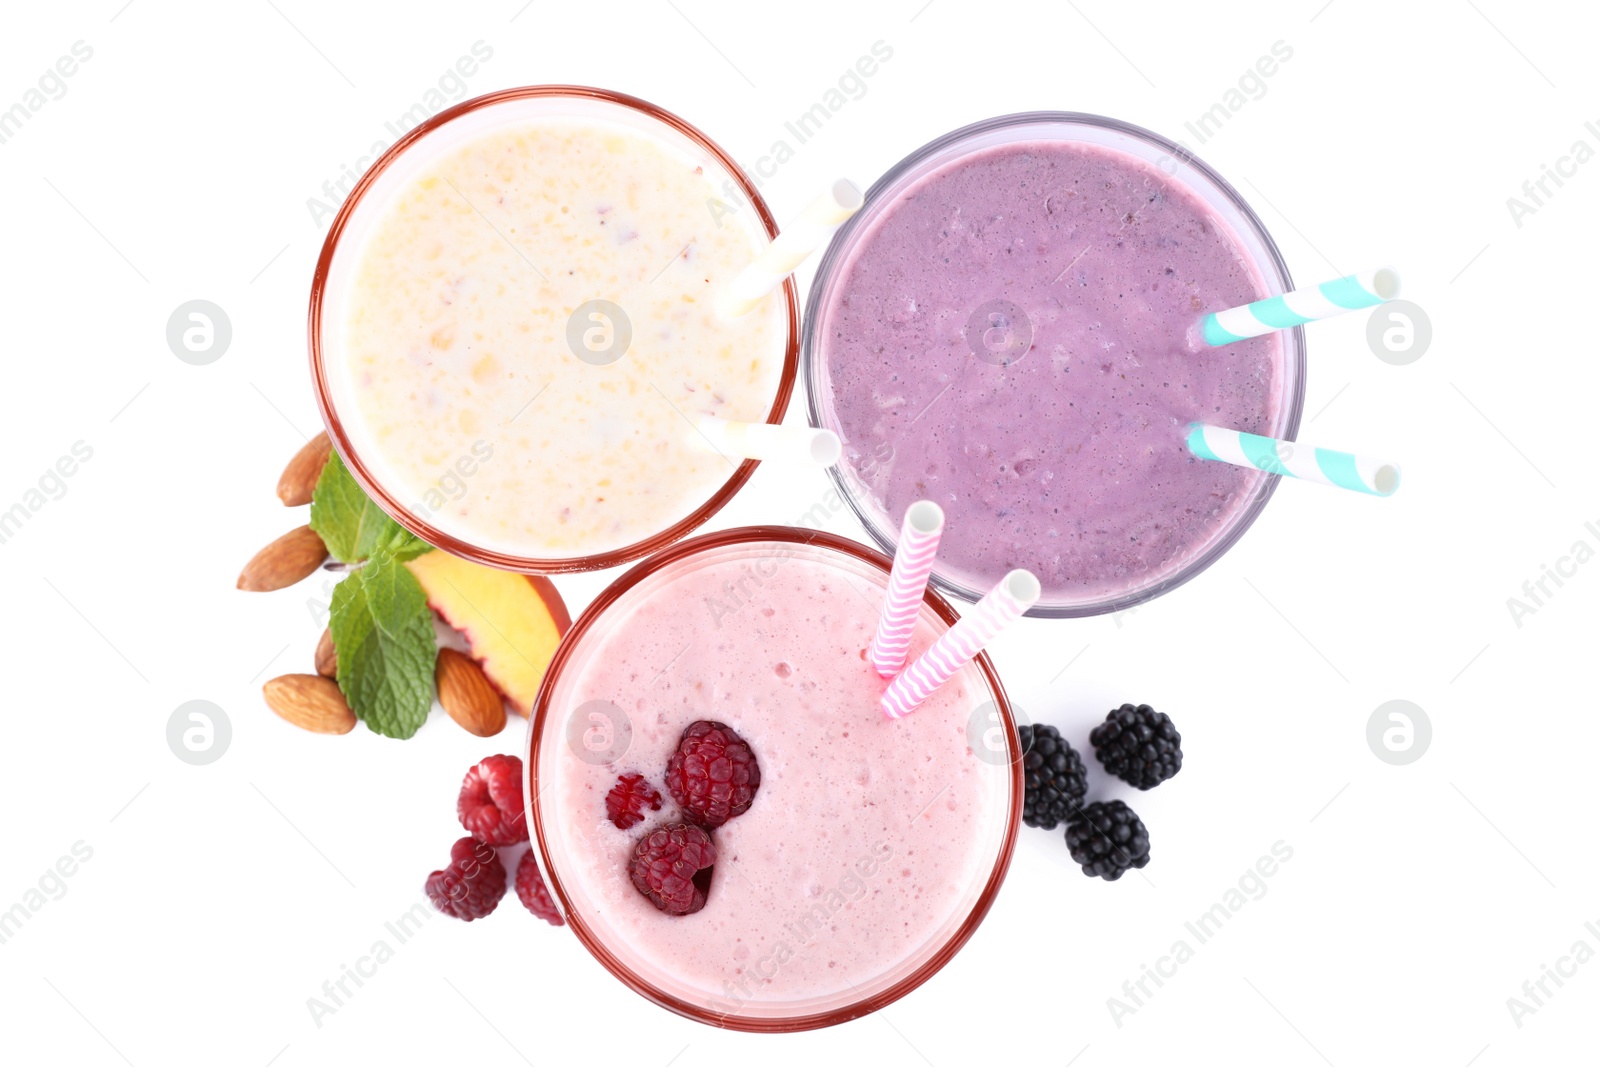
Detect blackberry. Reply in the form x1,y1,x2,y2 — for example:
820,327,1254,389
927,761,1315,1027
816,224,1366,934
1090,703,1182,790
1018,724,1088,829
1064,801,1151,881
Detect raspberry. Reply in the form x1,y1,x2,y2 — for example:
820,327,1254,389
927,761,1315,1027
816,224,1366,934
664,720,760,828
605,773,664,830
1090,704,1183,790
514,850,565,926
628,822,716,915
458,754,527,845
1064,801,1152,882
425,837,508,920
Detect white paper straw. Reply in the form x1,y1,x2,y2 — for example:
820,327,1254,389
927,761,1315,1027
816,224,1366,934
717,179,863,318
695,417,840,466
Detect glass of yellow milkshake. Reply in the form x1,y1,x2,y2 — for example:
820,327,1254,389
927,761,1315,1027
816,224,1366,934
310,86,798,572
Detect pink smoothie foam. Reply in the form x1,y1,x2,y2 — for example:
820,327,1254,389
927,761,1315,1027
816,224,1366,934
818,139,1286,605
543,543,1011,1015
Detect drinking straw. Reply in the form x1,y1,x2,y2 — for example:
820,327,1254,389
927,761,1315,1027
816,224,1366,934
868,501,945,678
1185,423,1400,496
717,179,864,318
881,569,1041,720
695,417,841,466
1200,267,1401,346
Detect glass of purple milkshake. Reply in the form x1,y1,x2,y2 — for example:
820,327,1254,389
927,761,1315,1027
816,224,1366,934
803,113,1306,617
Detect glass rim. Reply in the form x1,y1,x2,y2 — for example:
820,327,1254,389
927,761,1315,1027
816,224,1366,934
523,524,1024,1032
800,110,1307,617
308,85,801,574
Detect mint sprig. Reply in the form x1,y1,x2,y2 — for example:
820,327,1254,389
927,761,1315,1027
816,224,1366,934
311,450,439,739
330,547,436,740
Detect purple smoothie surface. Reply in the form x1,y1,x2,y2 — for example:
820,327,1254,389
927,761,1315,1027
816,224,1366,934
818,138,1287,606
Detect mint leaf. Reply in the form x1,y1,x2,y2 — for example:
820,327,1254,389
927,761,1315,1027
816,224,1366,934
386,528,434,563
330,551,435,739
311,452,405,563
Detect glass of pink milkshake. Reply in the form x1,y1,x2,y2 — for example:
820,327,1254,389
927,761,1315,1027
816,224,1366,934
525,527,1022,1031
803,113,1306,616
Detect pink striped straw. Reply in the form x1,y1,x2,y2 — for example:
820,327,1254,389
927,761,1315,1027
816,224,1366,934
868,501,946,678
880,569,1041,720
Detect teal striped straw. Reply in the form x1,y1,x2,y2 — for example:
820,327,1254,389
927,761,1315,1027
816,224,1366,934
1201,267,1401,347
1186,423,1400,496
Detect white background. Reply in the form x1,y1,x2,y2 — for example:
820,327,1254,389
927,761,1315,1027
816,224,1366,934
1,1,1596,1064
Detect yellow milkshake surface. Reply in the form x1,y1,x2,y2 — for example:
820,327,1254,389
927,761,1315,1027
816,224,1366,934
335,116,787,559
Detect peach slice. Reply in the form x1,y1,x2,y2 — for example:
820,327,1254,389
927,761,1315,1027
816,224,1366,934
405,552,571,716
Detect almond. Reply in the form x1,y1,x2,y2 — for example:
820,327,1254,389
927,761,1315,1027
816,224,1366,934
238,526,328,591
263,674,356,735
314,628,337,679
277,431,332,506
436,648,506,737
